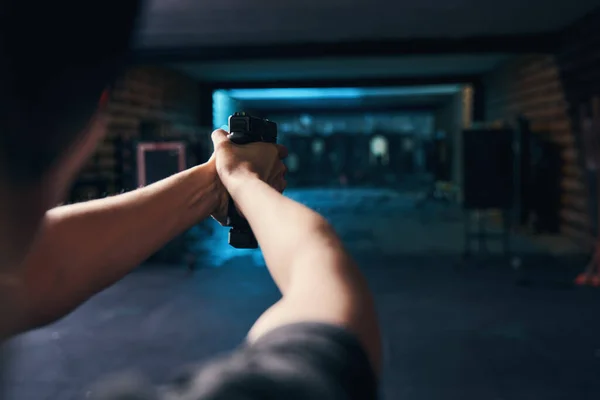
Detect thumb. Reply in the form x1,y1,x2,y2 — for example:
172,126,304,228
211,129,229,148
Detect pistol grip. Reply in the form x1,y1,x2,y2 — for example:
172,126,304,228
225,132,260,249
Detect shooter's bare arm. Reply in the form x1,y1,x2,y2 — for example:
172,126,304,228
11,161,224,334
224,176,382,375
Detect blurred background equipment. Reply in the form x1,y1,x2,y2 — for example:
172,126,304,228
136,142,186,187
462,128,515,258
463,128,514,210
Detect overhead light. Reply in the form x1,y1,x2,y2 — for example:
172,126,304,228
362,85,462,97
227,88,363,100
225,85,462,101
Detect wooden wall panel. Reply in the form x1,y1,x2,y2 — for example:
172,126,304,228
485,55,591,248
484,8,600,250
556,8,600,249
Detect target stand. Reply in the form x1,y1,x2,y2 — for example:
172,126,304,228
463,209,513,261
461,128,521,267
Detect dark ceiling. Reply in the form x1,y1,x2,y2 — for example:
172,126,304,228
172,54,508,83
135,0,598,48
137,1,598,115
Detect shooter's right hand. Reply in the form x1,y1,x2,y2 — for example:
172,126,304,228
209,129,287,223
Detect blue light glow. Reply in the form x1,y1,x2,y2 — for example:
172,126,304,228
225,85,462,101
227,88,363,100
213,90,239,129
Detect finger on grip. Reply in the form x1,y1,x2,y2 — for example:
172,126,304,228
276,144,289,159
211,129,229,146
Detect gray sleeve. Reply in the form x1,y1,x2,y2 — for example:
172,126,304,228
91,322,378,400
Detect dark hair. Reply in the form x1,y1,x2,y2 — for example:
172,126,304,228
0,0,143,185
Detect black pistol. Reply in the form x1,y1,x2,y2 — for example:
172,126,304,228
225,112,278,248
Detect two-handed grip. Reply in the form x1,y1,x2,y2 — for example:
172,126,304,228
224,112,278,249
225,132,260,249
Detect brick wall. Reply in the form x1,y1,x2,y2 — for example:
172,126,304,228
72,66,205,200
483,7,600,249
556,8,600,246
484,55,590,246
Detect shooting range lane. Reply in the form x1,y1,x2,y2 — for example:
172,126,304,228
6,189,600,400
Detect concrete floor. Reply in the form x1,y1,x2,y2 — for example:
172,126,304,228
4,188,600,399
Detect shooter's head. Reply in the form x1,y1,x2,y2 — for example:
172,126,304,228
0,1,142,271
